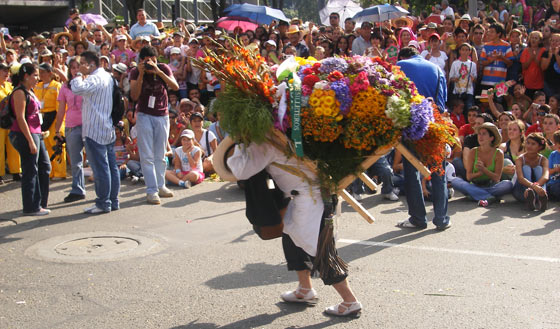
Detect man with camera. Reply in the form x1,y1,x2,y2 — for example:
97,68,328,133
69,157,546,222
130,46,179,205
70,51,120,214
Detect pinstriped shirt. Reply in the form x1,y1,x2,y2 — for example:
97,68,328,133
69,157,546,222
70,68,115,145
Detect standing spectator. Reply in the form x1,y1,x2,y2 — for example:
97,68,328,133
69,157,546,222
441,0,454,18
352,22,373,56
421,33,447,72
0,62,20,184
449,43,477,110
480,23,514,88
540,33,560,97
521,31,546,97
507,29,525,82
344,18,356,35
9,63,51,216
396,47,451,230
36,63,65,179
70,51,119,214
328,12,341,30
112,34,136,66
129,8,160,40
286,26,309,58
130,46,179,205
55,57,85,203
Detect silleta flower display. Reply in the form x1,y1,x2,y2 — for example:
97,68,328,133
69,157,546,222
195,38,457,189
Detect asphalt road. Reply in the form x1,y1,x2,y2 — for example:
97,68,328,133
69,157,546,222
1,178,559,329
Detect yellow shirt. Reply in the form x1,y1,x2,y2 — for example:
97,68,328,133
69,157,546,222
36,79,61,113
0,81,13,101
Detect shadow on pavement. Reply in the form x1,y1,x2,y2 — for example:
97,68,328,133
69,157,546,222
162,183,244,209
205,262,293,290
170,302,350,329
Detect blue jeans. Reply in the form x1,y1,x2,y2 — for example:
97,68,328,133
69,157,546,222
452,157,467,181
84,137,120,211
65,125,85,196
127,159,142,177
9,132,51,213
403,154,449,228
513,165,543,201
547,182,560,200
451,178,513,201
368,155,395,194
136,112,169,194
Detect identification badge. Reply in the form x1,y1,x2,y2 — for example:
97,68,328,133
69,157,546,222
148,95,156,109
266,178,275,190
40,100,45,109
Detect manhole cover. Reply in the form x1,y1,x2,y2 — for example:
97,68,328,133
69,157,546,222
55,237,139,256
25,232,166,263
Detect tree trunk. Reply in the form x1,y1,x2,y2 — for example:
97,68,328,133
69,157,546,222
278,0,284,10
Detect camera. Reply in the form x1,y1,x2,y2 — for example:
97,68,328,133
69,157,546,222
50,135,66,162
145,63,155,70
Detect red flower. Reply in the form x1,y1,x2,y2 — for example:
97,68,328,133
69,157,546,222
303,68,314,75
327,71,344,81
312,62,322,73
303,74,320,87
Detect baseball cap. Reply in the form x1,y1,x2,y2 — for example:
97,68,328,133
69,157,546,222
116,34,127,41
38,62,53,72
265,40,277,47
180,129,195,139
170,47,181,55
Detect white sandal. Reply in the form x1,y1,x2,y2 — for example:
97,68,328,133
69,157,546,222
324,301,362,317
280,286,318,304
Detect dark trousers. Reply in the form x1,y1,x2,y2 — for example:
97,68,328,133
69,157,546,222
282,232,348,286
9,131,51,213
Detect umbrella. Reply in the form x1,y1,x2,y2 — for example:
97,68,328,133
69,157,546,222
216,16,259,32
319,0,363,26
352,4,409,24
224,3,289,25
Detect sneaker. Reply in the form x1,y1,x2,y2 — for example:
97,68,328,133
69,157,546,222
64,193,85,203
147,193,161,205
158,186,174,198
448,188,455,199
352,192,363,201
436,221,452,231
130,176,139,184
396,219,426,229
537,193,548,212
84,205,109,214
478,200,489,207
179,180,192,189
24,208,51,216
383,191,399,201
526,189,536,211
393,187,400,195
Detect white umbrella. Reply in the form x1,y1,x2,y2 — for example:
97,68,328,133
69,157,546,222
352,4,409,24
319,0,363,26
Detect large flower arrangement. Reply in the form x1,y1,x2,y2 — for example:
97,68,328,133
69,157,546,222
194,38,457,188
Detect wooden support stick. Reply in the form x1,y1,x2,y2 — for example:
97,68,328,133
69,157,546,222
337,143,395,191
395,142,431,178
359,172,378,192
340,190,375,223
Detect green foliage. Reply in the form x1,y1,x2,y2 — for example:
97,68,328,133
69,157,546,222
214,84,274,145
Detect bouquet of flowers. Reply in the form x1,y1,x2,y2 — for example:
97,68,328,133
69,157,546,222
194,38,457,189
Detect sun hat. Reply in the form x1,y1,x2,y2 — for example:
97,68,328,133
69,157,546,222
212,135,237,182
287,25,300,34
53,32,73,44
475,122,502,148
112,63,127,73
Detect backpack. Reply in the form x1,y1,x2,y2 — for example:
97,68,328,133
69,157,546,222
111,78,126,127
0,86,29,129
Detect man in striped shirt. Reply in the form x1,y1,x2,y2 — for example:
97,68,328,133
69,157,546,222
479,23,514,87
71,51,120,214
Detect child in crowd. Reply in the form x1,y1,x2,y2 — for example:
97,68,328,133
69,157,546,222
165,129,204,188
547,131,560,200
513,133,550,211
541,114,560,157
114,122,131,180
449,43,476,110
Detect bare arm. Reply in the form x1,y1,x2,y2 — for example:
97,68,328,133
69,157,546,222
54,97,67,134
12,90,37,154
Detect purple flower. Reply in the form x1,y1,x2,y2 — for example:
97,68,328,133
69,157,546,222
297,64,311,80
319,57,349,74
403,99,434,140
330,78,352,115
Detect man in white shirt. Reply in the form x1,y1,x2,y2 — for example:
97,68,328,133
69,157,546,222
441,0,454,18
129,8,160,40
351,22,372,56
71,51,120,214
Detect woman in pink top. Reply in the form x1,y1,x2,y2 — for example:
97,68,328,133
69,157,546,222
55,57,86,202
9,63,52,216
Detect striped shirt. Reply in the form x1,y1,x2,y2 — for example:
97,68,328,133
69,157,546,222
70,68,115,145
480,40,514,86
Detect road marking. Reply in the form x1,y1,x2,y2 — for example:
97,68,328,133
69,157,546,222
338,239,560,263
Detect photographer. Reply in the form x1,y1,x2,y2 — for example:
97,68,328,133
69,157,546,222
130,45,179,205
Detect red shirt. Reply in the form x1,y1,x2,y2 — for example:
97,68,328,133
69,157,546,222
459,123,474,137
451,113,466,129
520,47,545,90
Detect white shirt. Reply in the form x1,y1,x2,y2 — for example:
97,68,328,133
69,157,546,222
352,36,370,56
175,146,203,172
228,142,324,256
449,59,477,95
196,129,216,156
420,50,448,72
441,6,454,18
129,22,160,40
70,67,115,144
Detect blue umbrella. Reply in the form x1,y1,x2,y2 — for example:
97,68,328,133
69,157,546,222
352,4,409,24
224,3,289,25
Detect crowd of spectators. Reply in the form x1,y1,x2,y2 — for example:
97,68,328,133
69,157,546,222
1,1,560,215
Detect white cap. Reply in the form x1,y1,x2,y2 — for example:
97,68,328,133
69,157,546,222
116,34,127,41
20,57,32,65
170,47,181,55
265,40,277,47
180,129,194,139
112,63,127,73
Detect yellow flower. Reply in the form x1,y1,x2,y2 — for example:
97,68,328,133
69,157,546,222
336,114,343,121
315,108,325,116
322,96,335,106
309,97,320,107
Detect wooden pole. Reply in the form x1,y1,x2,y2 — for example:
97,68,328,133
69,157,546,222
340,190,375,223
396,142,431,178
